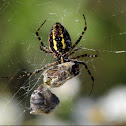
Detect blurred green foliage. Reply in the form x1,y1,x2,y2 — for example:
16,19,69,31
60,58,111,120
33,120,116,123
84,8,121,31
0,0,126,124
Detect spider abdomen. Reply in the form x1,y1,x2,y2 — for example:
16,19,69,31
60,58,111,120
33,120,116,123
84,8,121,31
48,22,72,53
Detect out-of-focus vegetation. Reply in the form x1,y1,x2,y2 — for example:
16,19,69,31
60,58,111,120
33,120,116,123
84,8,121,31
0,0,126,125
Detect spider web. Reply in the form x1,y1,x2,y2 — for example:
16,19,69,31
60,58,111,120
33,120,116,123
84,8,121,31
0,0,126,125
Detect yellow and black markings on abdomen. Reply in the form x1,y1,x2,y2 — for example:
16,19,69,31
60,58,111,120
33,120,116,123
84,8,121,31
48,22,72,53
53,30,66,51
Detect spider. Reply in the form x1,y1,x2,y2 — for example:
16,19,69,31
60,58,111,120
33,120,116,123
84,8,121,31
2,14,98,114
30,13,99,113
2,14,98,95
32,14,98,95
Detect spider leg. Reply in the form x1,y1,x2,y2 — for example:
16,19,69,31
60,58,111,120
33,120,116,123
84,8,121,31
71,51,98,59
40,46,53,54
65,14,87,57
67,46,82,56
1,61,58,79
36,20,53,54
77,61,94,95
71,14,87,50
40,46,58,60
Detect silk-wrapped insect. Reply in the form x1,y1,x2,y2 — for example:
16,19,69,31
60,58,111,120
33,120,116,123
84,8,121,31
30,84,59,114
